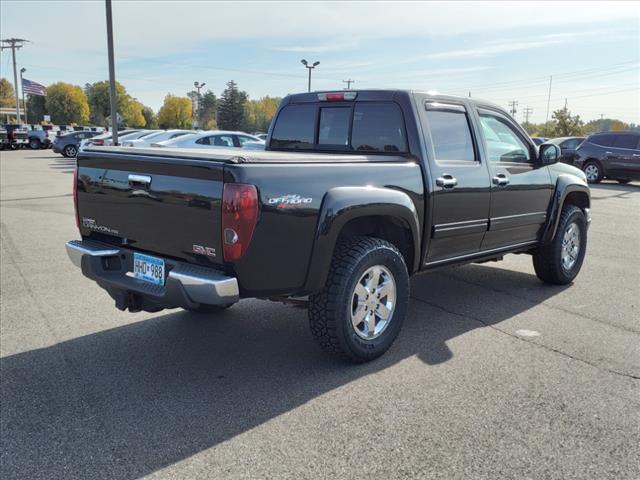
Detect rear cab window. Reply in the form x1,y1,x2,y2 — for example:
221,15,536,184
270,100,407,153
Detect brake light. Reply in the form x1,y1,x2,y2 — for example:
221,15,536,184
317,92,357,101
222,183,259,261
93,139,104,146
73,166,80,231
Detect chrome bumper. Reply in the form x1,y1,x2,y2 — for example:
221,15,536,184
65,240,239,309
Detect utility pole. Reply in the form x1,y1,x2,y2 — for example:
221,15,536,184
508,100,518,117
564,98,568,110
300,59,320,92
342,79,355,89
20,68,27,124
523,106,533,124
105,0,119,144
0,38,29,123
193,81,206,128
545,75,553,122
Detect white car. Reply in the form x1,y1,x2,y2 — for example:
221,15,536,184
122,129,194,148
118,130,161,143
154,131,264,149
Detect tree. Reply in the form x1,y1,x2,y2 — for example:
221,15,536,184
551,107,584,136
0,78,16,108
27,95,48,123
86,80,129,125
199,90,218,129
124,98,146,128
157,94,192,128
243,96,280,132
142,106,156,128
217,80,247,130
45,82,89,124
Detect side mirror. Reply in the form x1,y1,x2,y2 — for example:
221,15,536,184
539,143,561,165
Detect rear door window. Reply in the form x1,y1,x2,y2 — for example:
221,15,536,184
351,103,407,152
271,104,316,149
613,134,639,150
425,108,476,163
318,107,350,146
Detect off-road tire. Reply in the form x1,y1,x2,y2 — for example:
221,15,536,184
184,303,233,314
533,205,587,285
583,161,603,184
308,236,409,362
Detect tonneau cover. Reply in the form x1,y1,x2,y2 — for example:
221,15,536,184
83,146,409,164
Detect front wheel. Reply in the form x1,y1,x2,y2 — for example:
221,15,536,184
533,205,587,285
63,145,78,158
308,236,409,362
29,138,41,149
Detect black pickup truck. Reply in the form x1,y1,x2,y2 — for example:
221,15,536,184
67,90,591,362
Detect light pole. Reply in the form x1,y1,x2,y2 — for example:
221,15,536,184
105,0,119,143
301,59,320,92
193,81,205,128
20,68,27,124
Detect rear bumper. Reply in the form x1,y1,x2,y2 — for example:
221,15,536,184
65,239,239,312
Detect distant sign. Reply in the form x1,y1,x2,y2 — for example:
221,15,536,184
43,115,51,122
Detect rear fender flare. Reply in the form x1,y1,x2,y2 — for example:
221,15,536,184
303,186,420,292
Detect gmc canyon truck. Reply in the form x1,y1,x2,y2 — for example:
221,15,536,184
66,90,591,362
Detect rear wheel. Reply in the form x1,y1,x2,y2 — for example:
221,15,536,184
533,205,587,285
63,144,78,158
308,236,409,362
29,138,41,149
583,161,603,184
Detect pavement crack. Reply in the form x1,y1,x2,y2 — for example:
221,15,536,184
410,295,640,381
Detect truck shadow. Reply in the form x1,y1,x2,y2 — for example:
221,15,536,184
1,264,568,479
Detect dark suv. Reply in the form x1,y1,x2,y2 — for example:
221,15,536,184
574,131,640,184
544,136,585,165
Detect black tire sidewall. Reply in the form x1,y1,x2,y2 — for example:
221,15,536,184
583,161,602,183
336,245,409,360
553,208,588,282
29,139,41,149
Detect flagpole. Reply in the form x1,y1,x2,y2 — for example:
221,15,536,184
20,68,27,124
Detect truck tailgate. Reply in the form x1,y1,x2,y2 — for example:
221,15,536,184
76,150,225,268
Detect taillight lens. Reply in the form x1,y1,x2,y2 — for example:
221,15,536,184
94,139,104,146
73,166,80,232
222,183,258,261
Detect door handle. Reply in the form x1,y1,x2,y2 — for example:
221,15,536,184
436,174,458,189
492,174,510,186
128,174,151,186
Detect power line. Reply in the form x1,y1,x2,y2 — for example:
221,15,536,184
523,107,533,124
508,100,518,117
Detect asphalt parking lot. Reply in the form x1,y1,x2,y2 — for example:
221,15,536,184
1,148,639,480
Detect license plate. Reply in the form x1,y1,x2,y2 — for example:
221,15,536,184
133,253,165,286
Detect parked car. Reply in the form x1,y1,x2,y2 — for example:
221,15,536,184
67,89,591,362
104,130,141,146
573,131,640,183
241,140,267,150
154,131,263,149
531,137,548,146
3,124,29,149
122,129,193,148
81,132,113,149
255,133,268,141
53,130,100,157
544,137,585,165
23,125,53,149
118,130,161,143
0,127,8,150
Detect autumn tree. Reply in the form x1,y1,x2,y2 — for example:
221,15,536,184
551,107,584,136
243,96,280,132
45,82,89,124
217,80,247,130
0,78,17,108
157,94,192,128
124,98,146,128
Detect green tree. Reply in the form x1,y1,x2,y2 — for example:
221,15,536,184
243,96,280,132
0,78,16,108
551,107,584,136
157,94,192,128
27,95,48,123
217,80,247,130
142,106,156,128
199,90,217,129
45,82,89,124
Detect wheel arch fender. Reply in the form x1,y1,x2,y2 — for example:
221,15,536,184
542,174,590,245
303,186,421,292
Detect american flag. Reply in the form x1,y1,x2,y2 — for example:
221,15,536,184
22,78,47,96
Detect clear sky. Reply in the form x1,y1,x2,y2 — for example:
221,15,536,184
1,1,638,124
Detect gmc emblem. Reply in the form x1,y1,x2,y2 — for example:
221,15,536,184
192,244,216,257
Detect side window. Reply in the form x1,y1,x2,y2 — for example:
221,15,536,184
236,135,255,145
351,103,407,152
425,108,476,163
195,136,210,145
590,134,614,147
479,113,531,163
318,107,350,146
562,138,580,149
212,135,234,147
170,132,188,139
270,104,315,150
613,134,638,150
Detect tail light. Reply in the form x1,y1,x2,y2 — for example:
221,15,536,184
93,139,104,146
73,166,80,231
222,183,259,261
8,130,15,140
